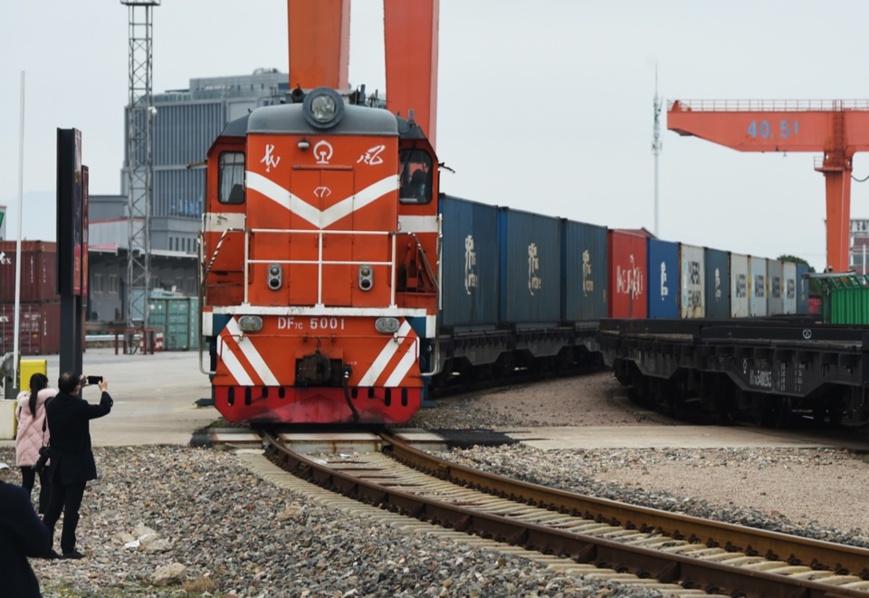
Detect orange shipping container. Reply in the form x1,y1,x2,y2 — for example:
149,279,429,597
0,301,61,355
0,241,59,304
608,230,649,319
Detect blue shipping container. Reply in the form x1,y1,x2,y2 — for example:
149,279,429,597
499,208,561,326
438,196,500,329
704,248,730,318
561,219,608,321
647,238,679,318
796,263,810,314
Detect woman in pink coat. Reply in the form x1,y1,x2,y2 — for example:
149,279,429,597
15,373,56,515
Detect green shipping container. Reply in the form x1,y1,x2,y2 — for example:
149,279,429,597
147,297,199,351
825,275,869,325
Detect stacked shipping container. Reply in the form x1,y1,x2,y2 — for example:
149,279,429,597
0,241,60,355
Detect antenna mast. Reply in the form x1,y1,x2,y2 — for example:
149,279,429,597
652,66,662,238
121,0,158,329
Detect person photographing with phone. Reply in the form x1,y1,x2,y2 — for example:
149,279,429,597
42,372,113,559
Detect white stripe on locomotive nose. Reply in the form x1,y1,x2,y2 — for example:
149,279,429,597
218,333,254,386
225,318,280,386
384,337,419,387
359,320,412,386
247,172,398,229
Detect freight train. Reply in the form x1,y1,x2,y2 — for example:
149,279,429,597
200,85,866,429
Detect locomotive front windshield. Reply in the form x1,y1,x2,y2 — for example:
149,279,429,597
399,148,433,204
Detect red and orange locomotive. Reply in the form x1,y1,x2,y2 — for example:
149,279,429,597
201,87,440,424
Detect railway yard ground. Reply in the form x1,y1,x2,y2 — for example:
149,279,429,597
2,349,869,596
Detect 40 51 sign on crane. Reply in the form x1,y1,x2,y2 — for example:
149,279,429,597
746,119,800,140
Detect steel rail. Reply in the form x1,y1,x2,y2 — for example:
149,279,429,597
382,432,869,579
262,432,869,597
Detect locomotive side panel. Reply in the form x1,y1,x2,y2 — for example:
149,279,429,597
647,238,679,319
704,248,730,318
203,135,248,308
561,219,608,322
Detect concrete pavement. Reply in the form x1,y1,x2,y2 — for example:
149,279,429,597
3,350,864,451
0,348,219,447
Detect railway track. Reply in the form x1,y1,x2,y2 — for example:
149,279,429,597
260,430,869,597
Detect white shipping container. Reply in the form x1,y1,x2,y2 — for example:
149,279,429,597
730,253,749,317
680,244,705,318
749,256,768,317
767,260,784,315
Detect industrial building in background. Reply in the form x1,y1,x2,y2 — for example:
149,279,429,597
86,68,288,328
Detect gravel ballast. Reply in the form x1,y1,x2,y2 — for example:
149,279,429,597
1,371,867,597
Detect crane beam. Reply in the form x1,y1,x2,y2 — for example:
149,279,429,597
384,0,439,149
668,99,869,272
287,0,350,90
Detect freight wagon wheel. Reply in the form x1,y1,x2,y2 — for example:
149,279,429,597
750,394,774,427
629,376,653,408
711,377,735,425
772,396,793,429
654,381,676,416
811,404,829,425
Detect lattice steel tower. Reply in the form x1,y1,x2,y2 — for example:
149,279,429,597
121,0,158,326
651,66,662,238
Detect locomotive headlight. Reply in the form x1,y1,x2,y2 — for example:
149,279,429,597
311,95,337,120
238,315,264,333
303,87,344,129
267,263,283,290
358,264,373,291
375,317,400,334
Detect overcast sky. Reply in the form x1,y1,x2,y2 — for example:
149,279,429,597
2,1,869,271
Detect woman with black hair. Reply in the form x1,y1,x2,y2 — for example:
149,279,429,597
15,372,57,516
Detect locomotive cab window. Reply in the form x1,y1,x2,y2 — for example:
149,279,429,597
219,151,245,204
399,149,433,204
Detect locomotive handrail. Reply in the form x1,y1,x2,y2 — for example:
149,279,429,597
395,231,439,293
198,226,248,376
244,228,399,307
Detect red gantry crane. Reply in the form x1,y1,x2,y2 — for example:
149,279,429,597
287,0,439,148
668,100,869,272
287,0,350,90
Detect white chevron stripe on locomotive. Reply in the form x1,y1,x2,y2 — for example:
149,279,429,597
359,320,417,387
217,333,254,386
384,337,420,387
246,171,398,229
218,318,280,386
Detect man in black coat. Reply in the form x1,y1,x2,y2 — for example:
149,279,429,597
43,371,113,559
0,480,51,596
